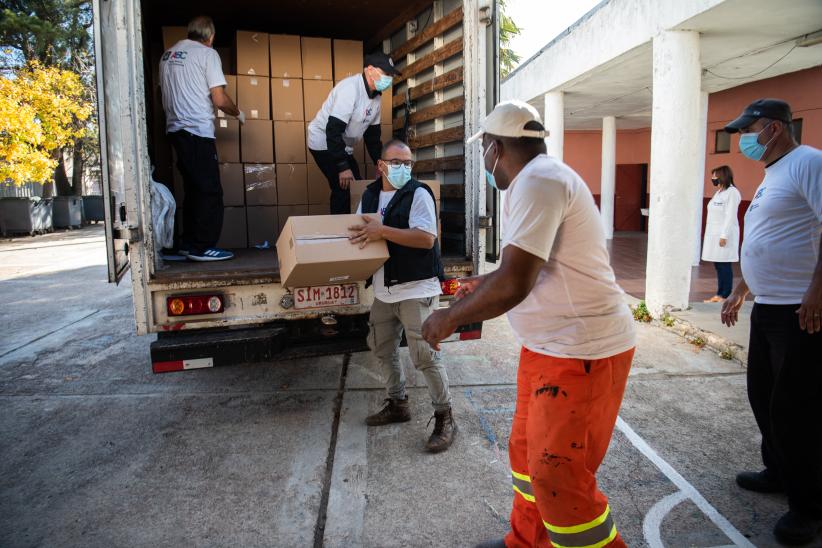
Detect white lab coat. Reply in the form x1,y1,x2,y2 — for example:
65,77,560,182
701,186,741,263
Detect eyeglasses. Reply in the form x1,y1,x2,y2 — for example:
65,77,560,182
381,159,414,168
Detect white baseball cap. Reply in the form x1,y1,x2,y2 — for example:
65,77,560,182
466,100,547,144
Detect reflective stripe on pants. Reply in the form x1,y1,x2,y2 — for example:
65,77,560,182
504,347,634,548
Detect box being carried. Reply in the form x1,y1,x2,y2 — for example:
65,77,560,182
276,214,388,288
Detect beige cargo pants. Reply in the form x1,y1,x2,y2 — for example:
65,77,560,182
368,296,452,412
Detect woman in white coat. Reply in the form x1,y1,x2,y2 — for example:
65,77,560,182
702,165,742,302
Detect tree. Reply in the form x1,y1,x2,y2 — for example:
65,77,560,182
499,0,522,79
0,61,92,187
0,1,96,195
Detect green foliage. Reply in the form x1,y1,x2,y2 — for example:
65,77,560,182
631,300,652,323
661,313,676,328
498,0,522,78
720,348,736,360
0,1,93,71
690,336,706,348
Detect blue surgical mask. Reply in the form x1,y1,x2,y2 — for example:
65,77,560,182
739,124,777,161
386,163,412,189
483,142,500,190
375,74,393,92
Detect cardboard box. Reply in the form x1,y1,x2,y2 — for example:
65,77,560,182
217,207,247,248
215,118,241,163
277,205,309,234
307,163,330,204
303,80,332,121
247,206,278,247
333,39,363,81
276,214,389,288
244,164,277,205
276,164,308,205
301,37,332,81
274,121,306,163
309,203,331,216
380,85,393,123
271,78,304,121
236,31,269,76
269,34,302,78
237,75,270,120
381,123,393,143
220,163,245,206
216,47,233,74
162,27,187,50
216,75,237,118
241,120,274,163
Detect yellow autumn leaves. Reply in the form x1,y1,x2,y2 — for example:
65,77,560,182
0,62,92,186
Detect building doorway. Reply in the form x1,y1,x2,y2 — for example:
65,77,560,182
615,163,648,232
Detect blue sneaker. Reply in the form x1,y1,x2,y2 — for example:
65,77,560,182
187,248,234,262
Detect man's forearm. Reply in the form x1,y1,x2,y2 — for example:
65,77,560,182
445,270,526,326
381,226,434,249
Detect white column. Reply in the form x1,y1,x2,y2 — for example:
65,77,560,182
600,116,616,239
646,30,702,316
544,91,564,160
693,90,709,266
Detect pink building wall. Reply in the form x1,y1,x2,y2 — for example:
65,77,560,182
562,66,822,204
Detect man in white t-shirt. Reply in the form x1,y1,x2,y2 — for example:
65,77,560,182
159,15,243,262
422,101,635,548
348,140,454,453
721,98,822,545
307,52,399,214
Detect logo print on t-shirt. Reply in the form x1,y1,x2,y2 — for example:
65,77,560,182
379,206,387,217
365,107,373,117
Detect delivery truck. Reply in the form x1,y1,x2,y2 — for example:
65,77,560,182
91,0,501,372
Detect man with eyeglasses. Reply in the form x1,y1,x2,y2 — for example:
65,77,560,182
348,139,455,453
307,52,400,214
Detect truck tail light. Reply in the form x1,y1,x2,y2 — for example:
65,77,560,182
441,278,461,296
167,294,224,316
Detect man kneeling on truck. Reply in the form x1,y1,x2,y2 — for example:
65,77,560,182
349,139,456,453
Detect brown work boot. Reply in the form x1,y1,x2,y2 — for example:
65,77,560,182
425,407,457,453
365,397,411,426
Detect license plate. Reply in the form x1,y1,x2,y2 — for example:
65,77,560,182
294,284,359,309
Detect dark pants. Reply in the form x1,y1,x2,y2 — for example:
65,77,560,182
747,303,822,518
309,149,362,214
714,262,734,298
169,130,223,254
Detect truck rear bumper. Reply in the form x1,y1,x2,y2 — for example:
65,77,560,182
150,314,370,373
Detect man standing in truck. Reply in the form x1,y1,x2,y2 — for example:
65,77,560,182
349,139,456,453
307,52,400,214
160,15,243,262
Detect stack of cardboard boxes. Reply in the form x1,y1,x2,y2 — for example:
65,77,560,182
162,28,395,250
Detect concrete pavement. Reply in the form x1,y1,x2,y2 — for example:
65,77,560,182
0,227,812,547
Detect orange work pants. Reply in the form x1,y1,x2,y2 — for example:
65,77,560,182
504,346,634,548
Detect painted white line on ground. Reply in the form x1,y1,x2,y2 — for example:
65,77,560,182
643,490,688,548
323,391,369,548
616,417,755,548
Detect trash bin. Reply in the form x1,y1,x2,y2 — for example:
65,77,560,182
82,195,105,223
53,196,84,228
0,197,54,236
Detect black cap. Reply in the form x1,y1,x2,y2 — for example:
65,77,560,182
363,52,401,76
724,98,792,133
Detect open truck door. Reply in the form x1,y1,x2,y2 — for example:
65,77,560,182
93,0,153,285
484,0,501,262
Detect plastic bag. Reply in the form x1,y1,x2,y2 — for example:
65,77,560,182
150,172,176,250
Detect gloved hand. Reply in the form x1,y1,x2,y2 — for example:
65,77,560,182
237,110,246,124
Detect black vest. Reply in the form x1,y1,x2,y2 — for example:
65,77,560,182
361,178,445,287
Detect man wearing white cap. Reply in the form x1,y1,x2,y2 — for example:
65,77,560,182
423,100,635,548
